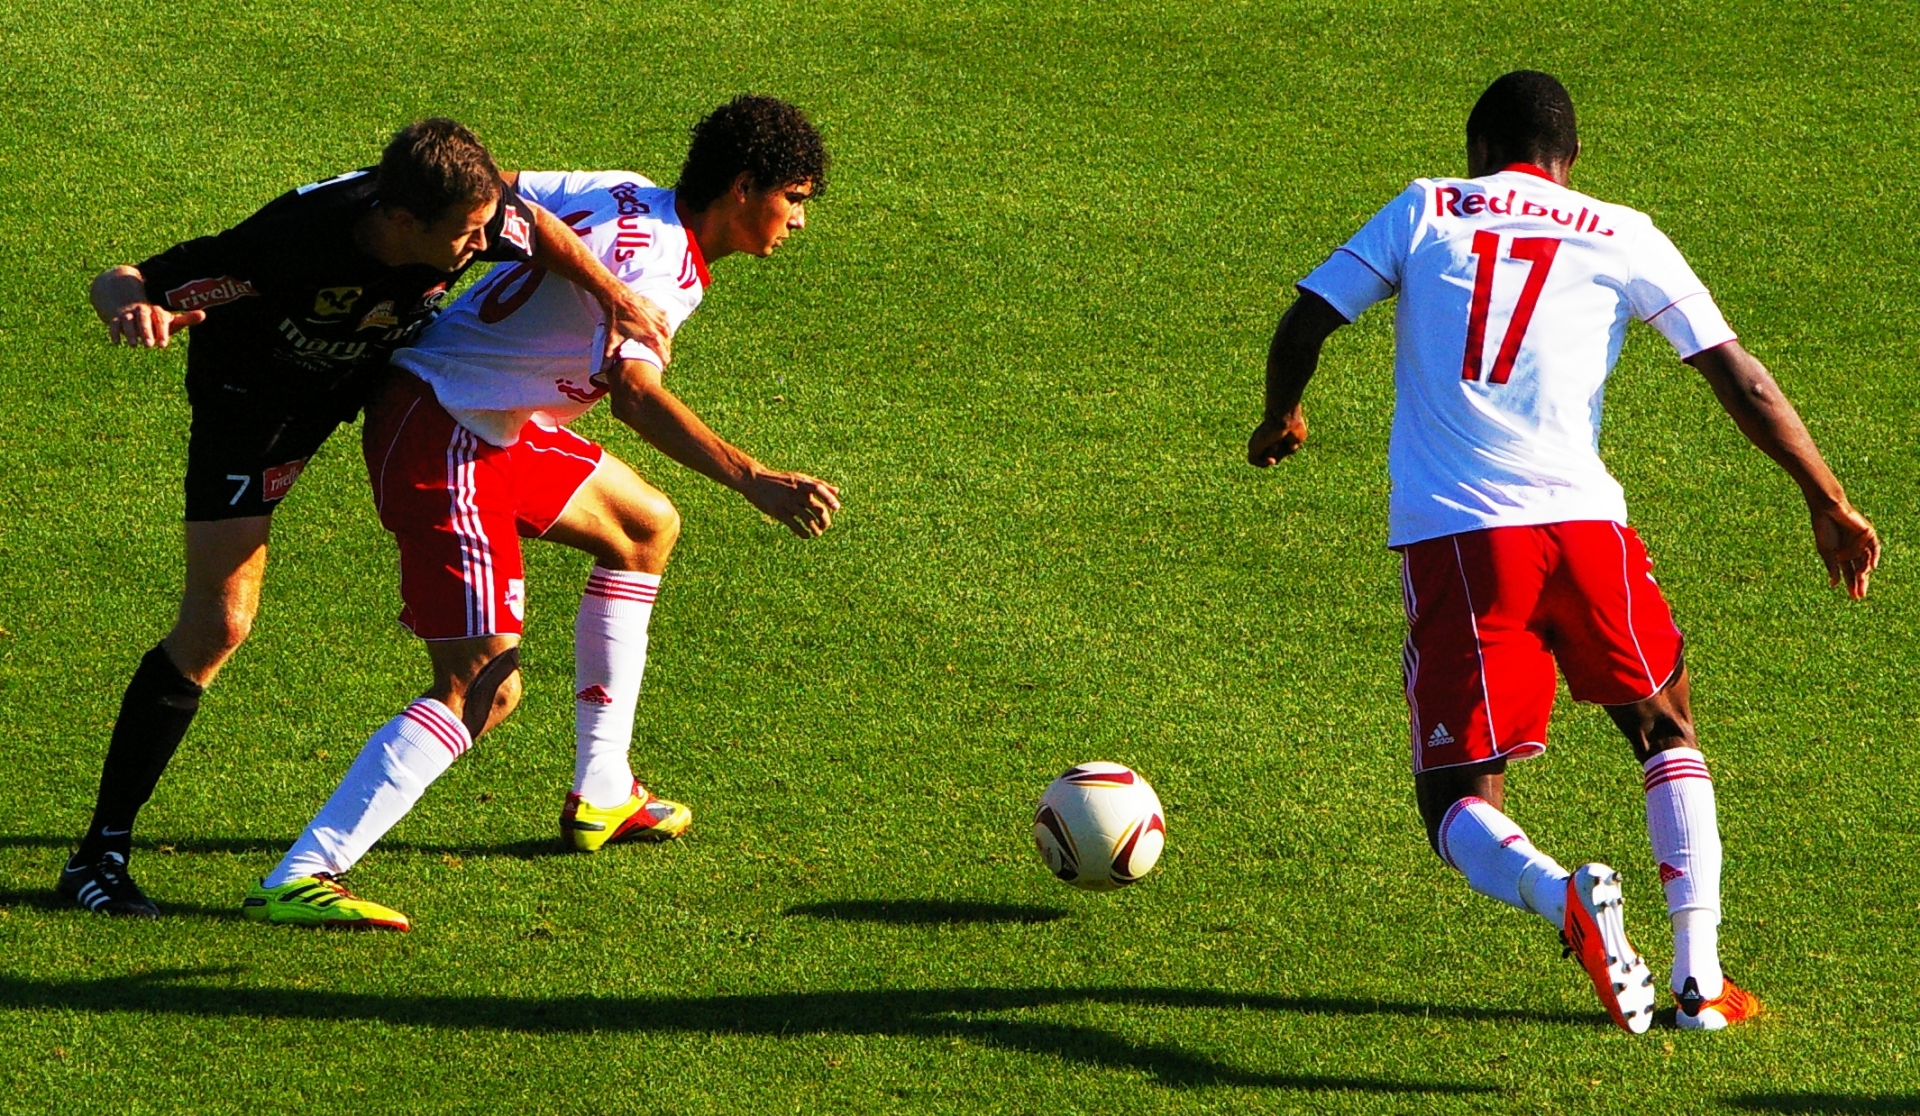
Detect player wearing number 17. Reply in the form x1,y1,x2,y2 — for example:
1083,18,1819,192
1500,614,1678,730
1248,71,1879,1032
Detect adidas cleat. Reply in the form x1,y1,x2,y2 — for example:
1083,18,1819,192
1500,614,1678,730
58,851,160,918
1562,863,1657,1034
242,874,409,931
1676,976,1760,1031
561,782,691,852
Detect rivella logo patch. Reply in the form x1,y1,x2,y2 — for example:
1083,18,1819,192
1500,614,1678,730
165,276,257,312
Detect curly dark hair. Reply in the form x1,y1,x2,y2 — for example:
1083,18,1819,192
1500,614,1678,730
377,117,502,225
676,95,828,212
1467,71,1578,167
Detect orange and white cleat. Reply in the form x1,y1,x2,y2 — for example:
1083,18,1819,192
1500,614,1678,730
1676,976,1760,1031
1562,863,1658,1034
561,782,691,852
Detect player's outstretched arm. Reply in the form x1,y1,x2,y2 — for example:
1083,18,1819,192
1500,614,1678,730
89,266,205,348
1687,340,1880,598
518,199,674,365
1248,290,1349,467
602,359,840,538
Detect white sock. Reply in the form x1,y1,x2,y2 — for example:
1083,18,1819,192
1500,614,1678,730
264,699,471,888
1438,796,1571,929
1644,747,1724,998
572,568,659,809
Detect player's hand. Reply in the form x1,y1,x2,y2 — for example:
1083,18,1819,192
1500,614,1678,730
1247,409,1308,467
106,302,204,348
742,469,841,538
1810,500,1880,599
602,289,672,365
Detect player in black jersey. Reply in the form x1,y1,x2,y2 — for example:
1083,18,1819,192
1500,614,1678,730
63,118,674,917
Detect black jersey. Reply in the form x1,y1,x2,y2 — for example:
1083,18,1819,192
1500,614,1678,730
138,168,538,419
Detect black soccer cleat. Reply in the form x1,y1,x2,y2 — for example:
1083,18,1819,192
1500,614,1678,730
58,851,161,918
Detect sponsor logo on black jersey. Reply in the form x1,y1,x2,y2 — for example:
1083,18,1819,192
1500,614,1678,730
501,207,533,253
356,300,399,331
165,276,258,312
277,318,369,364
313,286,362,316
420,283,450,310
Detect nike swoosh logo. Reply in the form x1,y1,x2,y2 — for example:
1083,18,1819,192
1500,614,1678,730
100,828,131,836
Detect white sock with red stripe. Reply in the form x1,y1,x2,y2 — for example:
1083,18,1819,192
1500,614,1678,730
1438,796,1571,929
1643,747,1724,998
572,568,660,809
263,699,471,888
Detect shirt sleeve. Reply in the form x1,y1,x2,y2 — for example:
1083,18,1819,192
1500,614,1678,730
614,338,666,367
1297,184,1422,322
1627,222,1737,358
476,178,539,263
136,220,274,314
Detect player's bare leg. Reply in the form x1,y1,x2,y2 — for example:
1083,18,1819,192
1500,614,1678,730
1416,758,1656,1033
1605,661,1755,1029
542,453,680,575
541,456,691,848
425,634,525,737
165,517,274,685
64,516,273,916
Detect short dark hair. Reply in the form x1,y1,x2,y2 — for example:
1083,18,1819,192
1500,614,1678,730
377,118,502,225
676,95,828,212
1466,71,1578,167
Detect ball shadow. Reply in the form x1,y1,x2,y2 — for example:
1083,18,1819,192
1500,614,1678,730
785,899,1069,925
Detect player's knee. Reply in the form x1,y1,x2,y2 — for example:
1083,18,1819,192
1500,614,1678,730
460,646,523,740
616,492,680,564
490,669,524,723
173,605,255,670
1638,713,1697,760
635,492,680,549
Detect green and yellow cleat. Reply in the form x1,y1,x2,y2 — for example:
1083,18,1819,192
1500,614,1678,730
242,874,410,931
561,782,692,852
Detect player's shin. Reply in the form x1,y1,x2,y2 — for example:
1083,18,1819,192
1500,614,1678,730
262,699,471,887
572,568,659,807
77,643,205,862
1437,796,1570,928
1643,747,1724,999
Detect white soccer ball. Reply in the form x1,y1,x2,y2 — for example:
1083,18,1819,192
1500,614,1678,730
1032,761,1166,891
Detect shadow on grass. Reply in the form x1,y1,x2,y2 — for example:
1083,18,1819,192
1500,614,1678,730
0,888,243,921
0,834,563,861
786,899,1069,925
0,968,1508,1094
1726,1096,1920,1114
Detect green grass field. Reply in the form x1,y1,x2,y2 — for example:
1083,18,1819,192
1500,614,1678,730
3,0,1918,1111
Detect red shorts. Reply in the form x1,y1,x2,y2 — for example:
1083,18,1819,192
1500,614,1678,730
363,374,603,639
1399,521,1683,773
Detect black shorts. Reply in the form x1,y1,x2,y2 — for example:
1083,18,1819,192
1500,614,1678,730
183,385,349,521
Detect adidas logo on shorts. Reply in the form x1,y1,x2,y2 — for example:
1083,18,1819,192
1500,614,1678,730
1427,723,1455,747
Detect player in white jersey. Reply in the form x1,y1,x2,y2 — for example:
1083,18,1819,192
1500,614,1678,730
242,96,838,931
1248,72,1878,1032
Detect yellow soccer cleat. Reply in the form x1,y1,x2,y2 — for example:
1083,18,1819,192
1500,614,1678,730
561,782,692,852
242,874,410,931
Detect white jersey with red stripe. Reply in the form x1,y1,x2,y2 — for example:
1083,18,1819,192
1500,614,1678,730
391,170,710,447
1299,165,1737,547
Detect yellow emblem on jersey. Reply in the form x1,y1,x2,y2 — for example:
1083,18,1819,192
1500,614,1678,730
314,286,362,316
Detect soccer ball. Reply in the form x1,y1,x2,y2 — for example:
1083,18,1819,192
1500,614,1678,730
1032,762,1166,891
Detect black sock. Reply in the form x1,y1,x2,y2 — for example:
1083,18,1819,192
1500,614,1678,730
73,643,204,864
